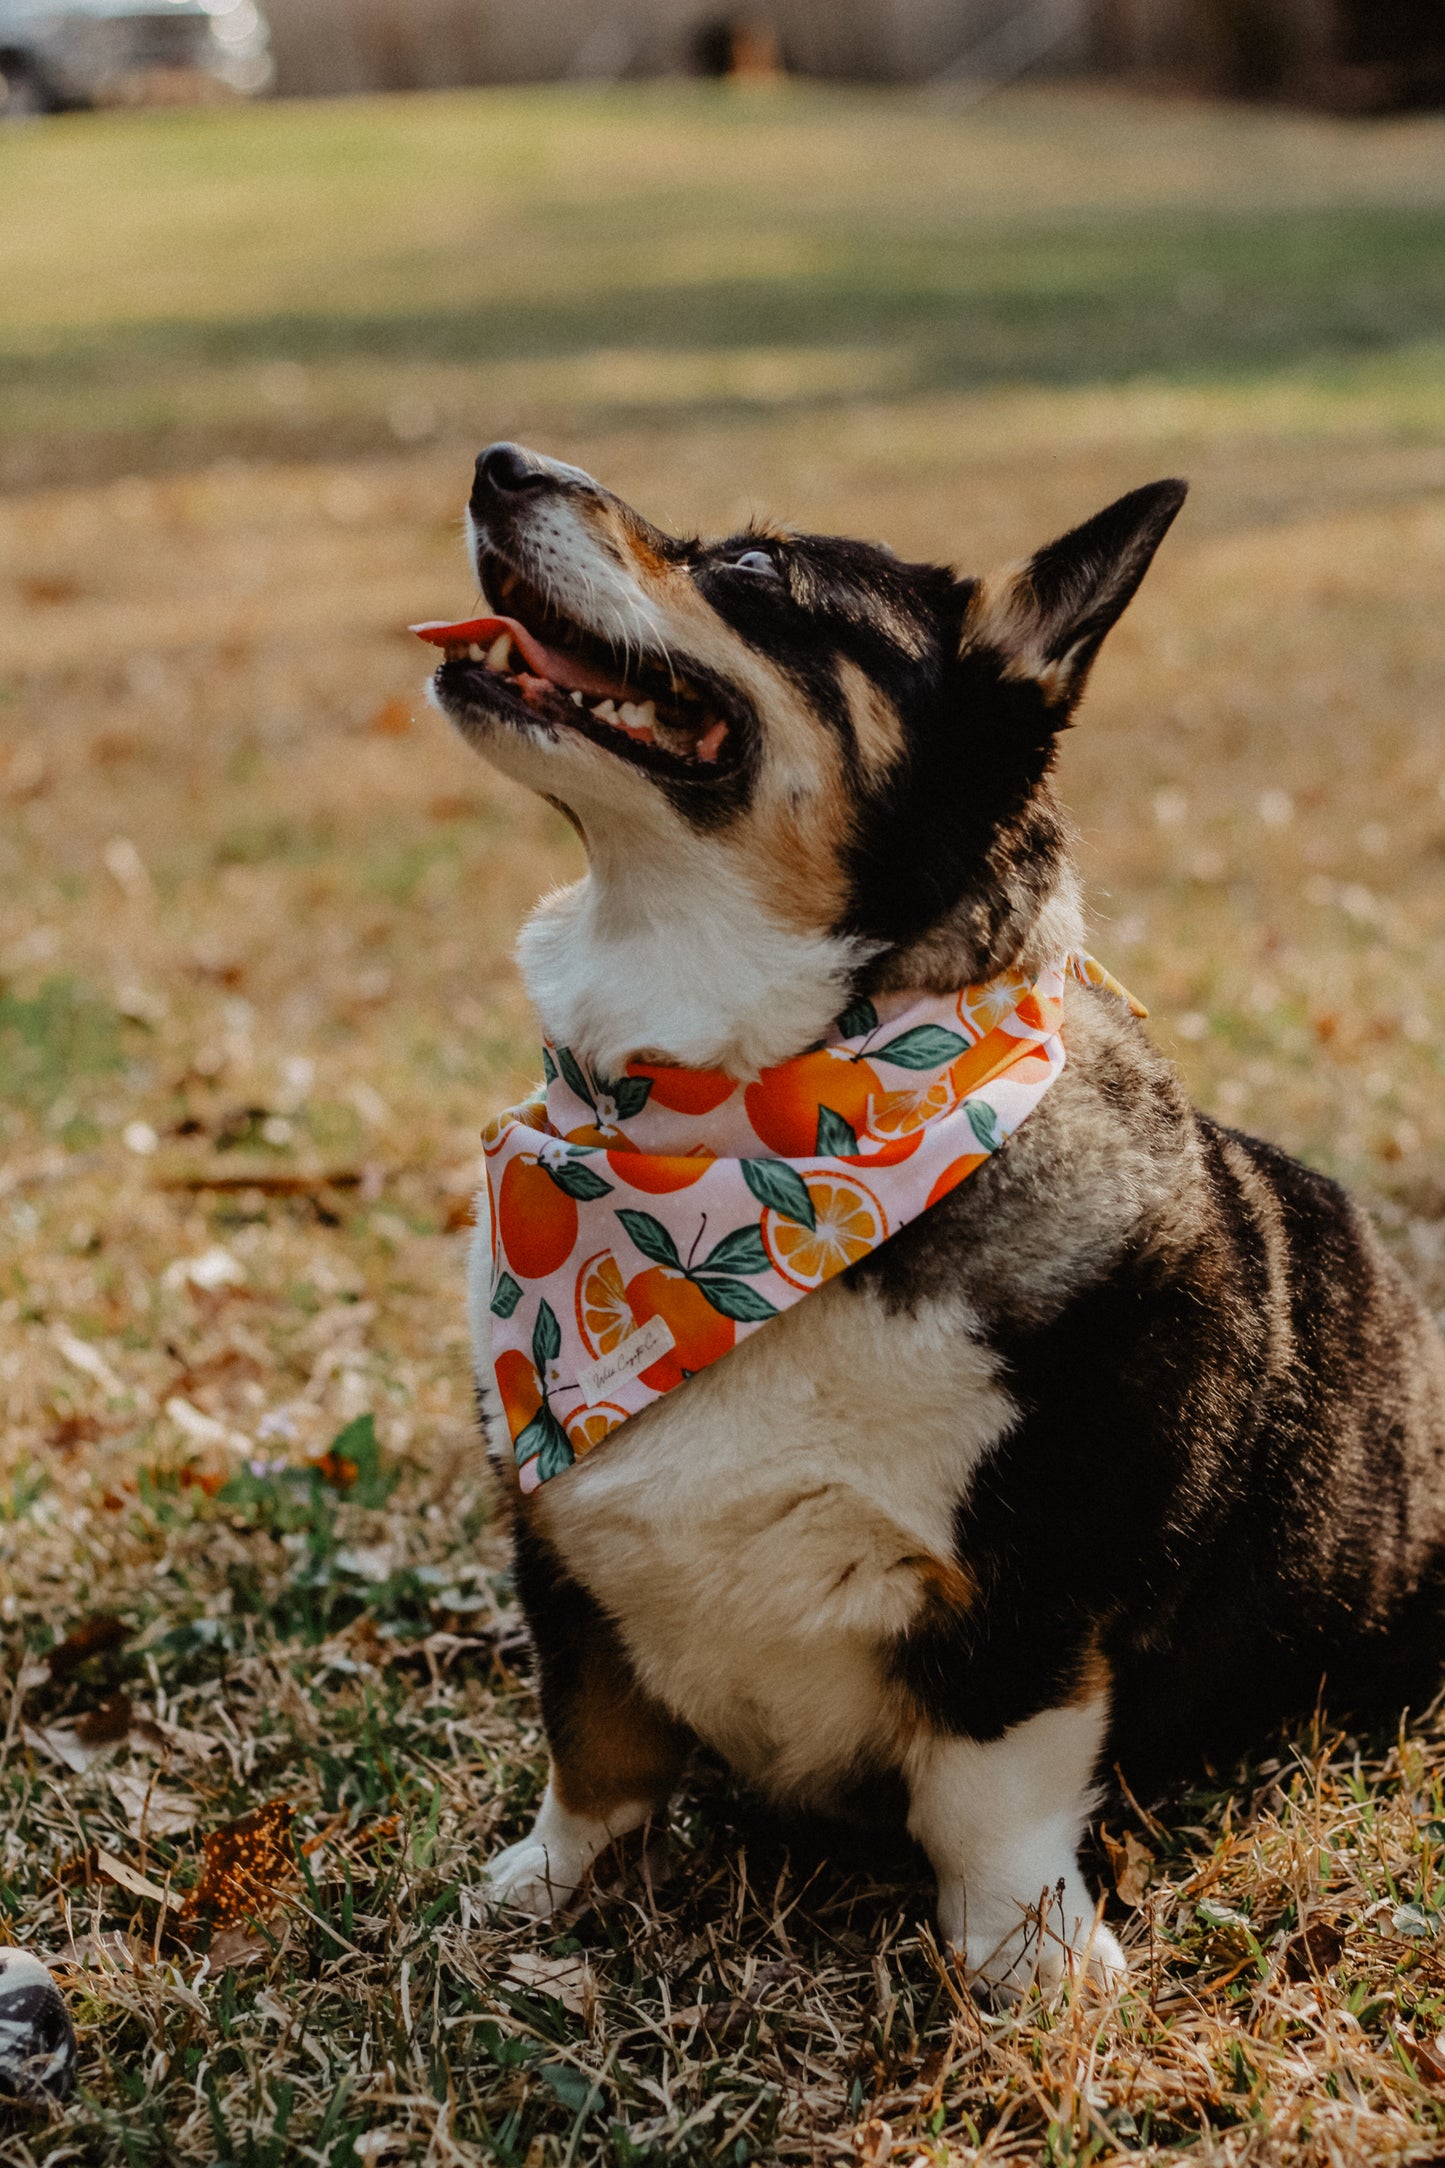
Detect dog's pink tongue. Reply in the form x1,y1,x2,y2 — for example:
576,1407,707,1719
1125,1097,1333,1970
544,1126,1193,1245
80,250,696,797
410,614,627,699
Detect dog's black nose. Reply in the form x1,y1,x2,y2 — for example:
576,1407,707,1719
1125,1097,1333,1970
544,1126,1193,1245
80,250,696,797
474,442,551,500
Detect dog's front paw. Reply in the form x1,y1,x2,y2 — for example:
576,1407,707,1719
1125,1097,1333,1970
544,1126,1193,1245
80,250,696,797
484,1833,589,1917
939,1878,1127,2004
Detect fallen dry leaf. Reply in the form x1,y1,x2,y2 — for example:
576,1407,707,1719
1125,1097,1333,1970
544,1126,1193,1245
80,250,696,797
108,1772,202,1840
201,1921,282,1977
181,1801,295,1931
1101,1826,1153,1908
95,1847,180,1911
1283,1918,1347,1981
502,1949,595,2017
22,1723,105,1775
43,1931,144,1977
130,1715,223,1763
854,2119,894,2166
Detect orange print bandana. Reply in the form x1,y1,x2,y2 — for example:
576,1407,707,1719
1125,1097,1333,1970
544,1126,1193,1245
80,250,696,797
484,955,1142,1488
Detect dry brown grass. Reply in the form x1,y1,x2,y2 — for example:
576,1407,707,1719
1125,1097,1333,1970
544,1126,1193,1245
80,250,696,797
3,84,1445,2168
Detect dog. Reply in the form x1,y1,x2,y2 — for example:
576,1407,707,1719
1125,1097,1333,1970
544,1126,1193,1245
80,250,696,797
421,442,1445,1996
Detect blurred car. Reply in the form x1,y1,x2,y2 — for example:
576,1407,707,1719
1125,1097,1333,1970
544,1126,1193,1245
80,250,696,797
0,0,273,115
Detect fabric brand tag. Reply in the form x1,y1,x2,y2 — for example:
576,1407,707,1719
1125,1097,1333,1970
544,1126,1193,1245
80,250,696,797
576,1317,676,1407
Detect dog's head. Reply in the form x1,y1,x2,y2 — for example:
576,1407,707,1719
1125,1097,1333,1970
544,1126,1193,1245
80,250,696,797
427,444,1184,1073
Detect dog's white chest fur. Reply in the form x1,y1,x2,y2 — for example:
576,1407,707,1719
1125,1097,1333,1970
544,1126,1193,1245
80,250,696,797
471,1233,1014,1800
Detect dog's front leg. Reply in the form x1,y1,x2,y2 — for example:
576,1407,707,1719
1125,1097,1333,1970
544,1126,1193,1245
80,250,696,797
487,1518,691,1917
903,1697,1125,2001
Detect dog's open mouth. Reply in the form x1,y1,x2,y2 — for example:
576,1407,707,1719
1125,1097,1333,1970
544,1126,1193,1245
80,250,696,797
414,567,732,773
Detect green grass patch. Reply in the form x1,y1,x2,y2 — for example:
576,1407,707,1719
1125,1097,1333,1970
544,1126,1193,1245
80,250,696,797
3,85,1443,482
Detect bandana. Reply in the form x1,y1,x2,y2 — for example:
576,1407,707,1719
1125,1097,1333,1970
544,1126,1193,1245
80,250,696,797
482,954,1141,1489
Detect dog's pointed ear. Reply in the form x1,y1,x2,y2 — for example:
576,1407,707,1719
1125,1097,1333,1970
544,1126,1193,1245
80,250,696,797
961,479,1186,719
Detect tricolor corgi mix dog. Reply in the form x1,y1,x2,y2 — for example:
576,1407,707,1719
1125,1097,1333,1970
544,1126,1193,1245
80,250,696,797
423,442,1445,1997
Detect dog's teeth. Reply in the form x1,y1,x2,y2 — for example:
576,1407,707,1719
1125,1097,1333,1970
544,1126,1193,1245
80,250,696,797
445,644,466,663
592,699,618,722
696,718,728,763
467,643,485,663
485,633,513,672
618,700,657,736
569,690,585,707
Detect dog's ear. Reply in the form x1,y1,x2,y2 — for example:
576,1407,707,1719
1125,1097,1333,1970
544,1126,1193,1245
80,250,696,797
962,479,1186,719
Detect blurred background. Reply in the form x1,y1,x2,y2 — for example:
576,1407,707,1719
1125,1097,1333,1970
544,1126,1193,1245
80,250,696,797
1,6,1444,2152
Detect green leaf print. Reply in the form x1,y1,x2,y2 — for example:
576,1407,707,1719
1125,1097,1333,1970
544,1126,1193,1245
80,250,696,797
616,1209,683,1271
741,1158,817,1230
490,1271,523,1319
606,1073,654,1119
965,1098,1001,1151
875,1024,970,1070
535,1417,576,1482
699,1224,770,1276
547,1160,614,1202
834,998,878,1040
815,1105,859,1156
555,1045,593,1110
532,1299,562,1372
515,1403,572,1474
691,1276,780,1324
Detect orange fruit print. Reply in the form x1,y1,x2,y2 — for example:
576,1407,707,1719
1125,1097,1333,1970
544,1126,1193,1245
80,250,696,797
745,1047,881,1155
606,1145,715,1193
626,1059,736,1115
625,1266,735,1389
926,1153,988,1207
495,1348,544,1435
762,1171,887,1290
498,1154,578,1279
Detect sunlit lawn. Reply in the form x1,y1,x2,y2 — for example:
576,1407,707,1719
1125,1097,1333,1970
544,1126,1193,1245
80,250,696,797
2,80,1445,2168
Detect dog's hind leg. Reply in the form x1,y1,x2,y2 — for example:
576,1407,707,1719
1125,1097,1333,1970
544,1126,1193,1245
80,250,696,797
487,1516,691,1917
903,1697,1125,2001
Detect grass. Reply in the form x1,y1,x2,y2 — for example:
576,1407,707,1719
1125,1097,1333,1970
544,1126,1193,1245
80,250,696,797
2,77,1445,2167
3,84,1445,486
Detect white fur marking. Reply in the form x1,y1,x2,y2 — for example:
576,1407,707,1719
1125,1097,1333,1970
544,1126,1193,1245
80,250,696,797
486,1778,653,1918
905,1697,1126,1999
533,1275,1015,1802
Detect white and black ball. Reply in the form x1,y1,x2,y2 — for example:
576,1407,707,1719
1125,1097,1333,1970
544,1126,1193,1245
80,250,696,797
0,1950,76,2102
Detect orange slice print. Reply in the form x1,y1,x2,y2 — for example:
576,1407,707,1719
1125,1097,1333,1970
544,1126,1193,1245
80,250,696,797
575,1250,635,1360
957,972,1029,1039
866,1074,957,1140
565,1402,629,1455
762,1172,888,1290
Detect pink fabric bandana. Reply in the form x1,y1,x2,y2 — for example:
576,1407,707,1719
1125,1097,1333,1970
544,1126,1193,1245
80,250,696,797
483,955,1141,1489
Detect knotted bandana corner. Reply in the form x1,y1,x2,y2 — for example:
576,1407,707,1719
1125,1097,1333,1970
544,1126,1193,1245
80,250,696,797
482,953,1142,1488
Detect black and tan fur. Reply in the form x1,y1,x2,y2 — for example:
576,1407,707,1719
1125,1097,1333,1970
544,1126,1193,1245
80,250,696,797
429,442,1445,1995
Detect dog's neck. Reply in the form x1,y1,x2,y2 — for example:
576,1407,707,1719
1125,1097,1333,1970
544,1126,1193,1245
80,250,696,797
516,815,865,1078
516,811,1086,1080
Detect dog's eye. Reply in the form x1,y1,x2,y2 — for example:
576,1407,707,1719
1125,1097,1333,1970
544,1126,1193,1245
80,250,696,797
727,549,781,578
